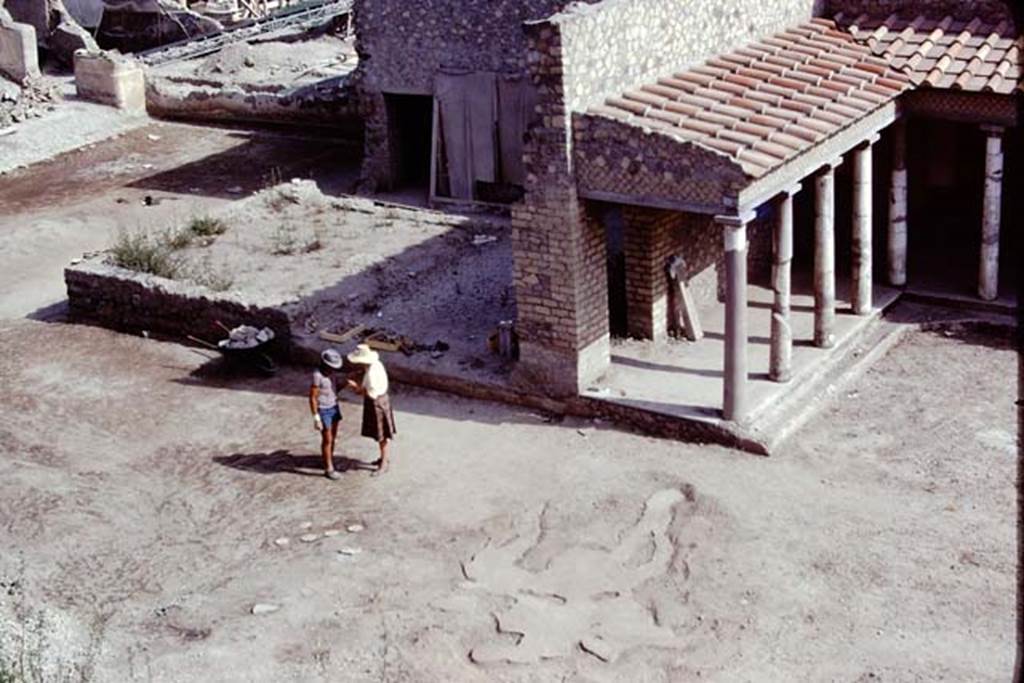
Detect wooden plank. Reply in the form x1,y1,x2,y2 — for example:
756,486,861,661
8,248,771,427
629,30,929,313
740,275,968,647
429,97,440,205
367,339,401,352
319,324,366,344
666,257,703,342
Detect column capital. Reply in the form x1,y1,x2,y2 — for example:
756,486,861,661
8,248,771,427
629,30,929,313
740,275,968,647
714,210,757,228
981,124,1005,137
778,183,801,199
857,133,881,149
816,157,842,175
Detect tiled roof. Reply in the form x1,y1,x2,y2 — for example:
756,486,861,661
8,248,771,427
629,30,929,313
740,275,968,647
591,19,910,178
837,13,1022,95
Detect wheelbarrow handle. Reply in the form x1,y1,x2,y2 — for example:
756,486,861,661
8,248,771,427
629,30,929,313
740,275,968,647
186,334,219,349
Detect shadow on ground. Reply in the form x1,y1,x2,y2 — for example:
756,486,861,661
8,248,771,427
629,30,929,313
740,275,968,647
213,449,378,477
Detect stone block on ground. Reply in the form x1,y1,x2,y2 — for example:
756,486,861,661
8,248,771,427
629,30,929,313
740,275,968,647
0,17,41,83
74,49,146,111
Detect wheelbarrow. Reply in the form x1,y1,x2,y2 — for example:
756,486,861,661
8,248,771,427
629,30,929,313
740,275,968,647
188,322,278,376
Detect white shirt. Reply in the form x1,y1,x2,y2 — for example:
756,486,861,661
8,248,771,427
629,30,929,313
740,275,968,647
362,360,389,399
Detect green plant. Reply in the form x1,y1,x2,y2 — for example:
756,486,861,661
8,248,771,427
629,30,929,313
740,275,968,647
187,256,234,291
109,229,181,279
187,215,228,238
161,226,194,250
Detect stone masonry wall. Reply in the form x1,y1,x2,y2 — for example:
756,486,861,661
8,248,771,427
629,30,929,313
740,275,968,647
352,0,593,96
553,0,824,113
351,0,596,190
573,113,749,214
65,258,291,348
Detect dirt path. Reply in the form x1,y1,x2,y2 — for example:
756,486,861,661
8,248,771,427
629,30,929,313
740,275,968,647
0,316,1014,681
0,120,359,319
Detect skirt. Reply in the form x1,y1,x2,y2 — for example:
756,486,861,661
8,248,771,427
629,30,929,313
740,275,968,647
361,394,397,441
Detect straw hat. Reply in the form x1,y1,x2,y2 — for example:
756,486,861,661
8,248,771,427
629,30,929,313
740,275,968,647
321,348,343,369
346,343,379,366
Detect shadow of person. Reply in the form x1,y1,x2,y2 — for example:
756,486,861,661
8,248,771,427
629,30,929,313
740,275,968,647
213,449,377,477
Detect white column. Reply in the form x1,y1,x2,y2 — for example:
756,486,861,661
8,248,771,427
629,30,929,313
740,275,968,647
979,125,1004,301
852,135,878,315
718,211,756,422
888,120,908,286
770,185,800,383
814,159,840,348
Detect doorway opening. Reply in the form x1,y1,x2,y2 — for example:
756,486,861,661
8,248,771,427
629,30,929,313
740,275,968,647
602,204,628,338
384,93,434,191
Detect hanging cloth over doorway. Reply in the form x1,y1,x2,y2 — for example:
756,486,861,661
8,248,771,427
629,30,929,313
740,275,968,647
435,71,497,200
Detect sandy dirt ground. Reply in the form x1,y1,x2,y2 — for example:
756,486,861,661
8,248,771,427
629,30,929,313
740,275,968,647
0,120,1017,681
128,180,515,374
0,120,360,320
0,313,1015,682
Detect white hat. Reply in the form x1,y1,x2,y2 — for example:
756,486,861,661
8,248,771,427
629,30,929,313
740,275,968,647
346,343,379,365
321,348,343,369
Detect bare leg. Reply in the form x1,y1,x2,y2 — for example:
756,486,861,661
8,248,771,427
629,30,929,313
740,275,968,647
372,440,390,476
330,418,341,469
321,428,334,473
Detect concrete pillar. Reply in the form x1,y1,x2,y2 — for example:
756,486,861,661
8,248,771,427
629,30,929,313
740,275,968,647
814,160,840,348
718,211,756,422
852,135,878,315
979,125,1004,301
770,185,800,383
887,119,908,286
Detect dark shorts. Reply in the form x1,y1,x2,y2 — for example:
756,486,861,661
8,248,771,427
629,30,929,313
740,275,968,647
318,405,342,429
361,394,396,442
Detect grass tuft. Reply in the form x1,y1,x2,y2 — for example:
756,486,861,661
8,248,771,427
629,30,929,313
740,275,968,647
109,230,182,279
187,216,228,238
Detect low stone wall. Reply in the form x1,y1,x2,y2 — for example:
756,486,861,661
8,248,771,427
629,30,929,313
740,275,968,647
145,76,363,131
74,50,146,111
65,257,291,348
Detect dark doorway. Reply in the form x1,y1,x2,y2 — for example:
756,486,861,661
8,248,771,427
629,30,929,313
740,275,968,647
906,118,987,297
384,94,434,190
601,204,628,338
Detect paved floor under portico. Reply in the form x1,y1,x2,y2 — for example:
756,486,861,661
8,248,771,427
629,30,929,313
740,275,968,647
584,275,902,429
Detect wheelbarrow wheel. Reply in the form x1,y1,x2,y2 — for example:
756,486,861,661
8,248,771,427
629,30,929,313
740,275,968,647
255,352,277,376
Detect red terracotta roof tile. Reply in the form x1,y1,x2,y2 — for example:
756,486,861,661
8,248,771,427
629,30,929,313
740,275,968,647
837,12,1021,95
591,19,910,178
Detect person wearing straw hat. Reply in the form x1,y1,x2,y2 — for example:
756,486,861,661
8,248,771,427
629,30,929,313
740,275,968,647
310,348,344,480
345,343,396,475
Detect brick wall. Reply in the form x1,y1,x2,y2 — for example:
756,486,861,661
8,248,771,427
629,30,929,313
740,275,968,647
622,207,675,341
510,20,610,395
619,208,758,341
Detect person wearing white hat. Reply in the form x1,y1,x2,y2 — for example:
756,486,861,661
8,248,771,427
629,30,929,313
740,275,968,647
310,348,344,480
345,343,396,475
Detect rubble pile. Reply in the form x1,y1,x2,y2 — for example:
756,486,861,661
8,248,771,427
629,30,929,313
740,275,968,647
0,76,62,127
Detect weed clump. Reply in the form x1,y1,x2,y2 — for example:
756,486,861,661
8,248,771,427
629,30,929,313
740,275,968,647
109,230,181,279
